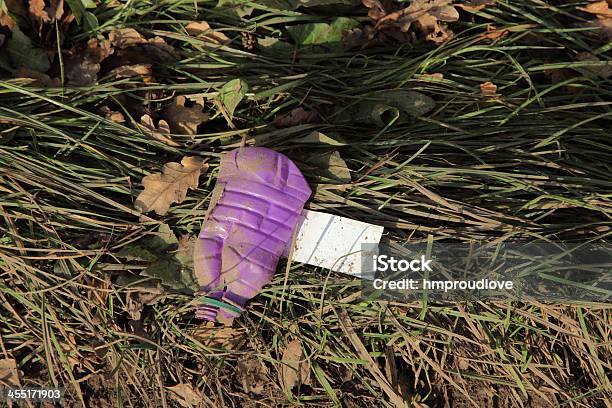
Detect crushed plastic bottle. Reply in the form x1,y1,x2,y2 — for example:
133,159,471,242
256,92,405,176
194,147,311,323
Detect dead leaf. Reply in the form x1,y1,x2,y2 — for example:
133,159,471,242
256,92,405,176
109,28,148,48
29,0,64,23
575,52,612,78
360,0,458,46
579,1,612,18
135,156,208,215
0,8,16,29
191,94,206,107
235,355,270,395
65,38,113,86
455,0,496,12
309,150,351,183
430,4,459,21
375,0,459,29
190,321,246,350
111,92,149,122
578,1,612,41
241,31,255,50
326,151,351,183
139,114,181,147
84,38,113,62
347,2,415,48
479,81,499,98
146,36,181,60
166,383,203,408
14,68,60,87
107,64,153,82
416,72,444,81
3,0,27,20
294,131,345,145
273,107,319,128
456,356,470,370
185,21,231,45
280,339,311,392
410,1,458,44
126,284,164,320
481,24,507,41
108,28,180,62
363,0,387,20
414,13,454,44
0,358,20,387
347,25,414,49
162,96,209,136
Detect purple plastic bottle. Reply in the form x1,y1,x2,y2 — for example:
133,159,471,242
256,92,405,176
194,147,311,323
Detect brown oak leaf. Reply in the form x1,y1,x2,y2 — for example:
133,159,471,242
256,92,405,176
102,31,177,88
359,0,458,46
135,156,208,216
0,9,16,29
139,114,181,147
343,25,413,49
109,28,180,61
185,21,231,45
109,28,148,48
479,81,499,98
65,38,113,86
578,1,612,42
99,106,125,123
375,0,459,31
414,13,455,44
579,1,612,18
362,0,388,20
162,96,209,136
29,0,63,23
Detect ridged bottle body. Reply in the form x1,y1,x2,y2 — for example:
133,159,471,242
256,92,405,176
194,147,311,322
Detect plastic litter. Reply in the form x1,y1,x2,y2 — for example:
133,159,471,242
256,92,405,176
285,209,384,277
194,147,311,323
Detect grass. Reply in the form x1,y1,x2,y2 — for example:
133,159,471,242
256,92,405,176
0,0,611,406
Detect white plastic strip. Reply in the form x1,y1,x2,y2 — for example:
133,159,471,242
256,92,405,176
284,210,384,276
